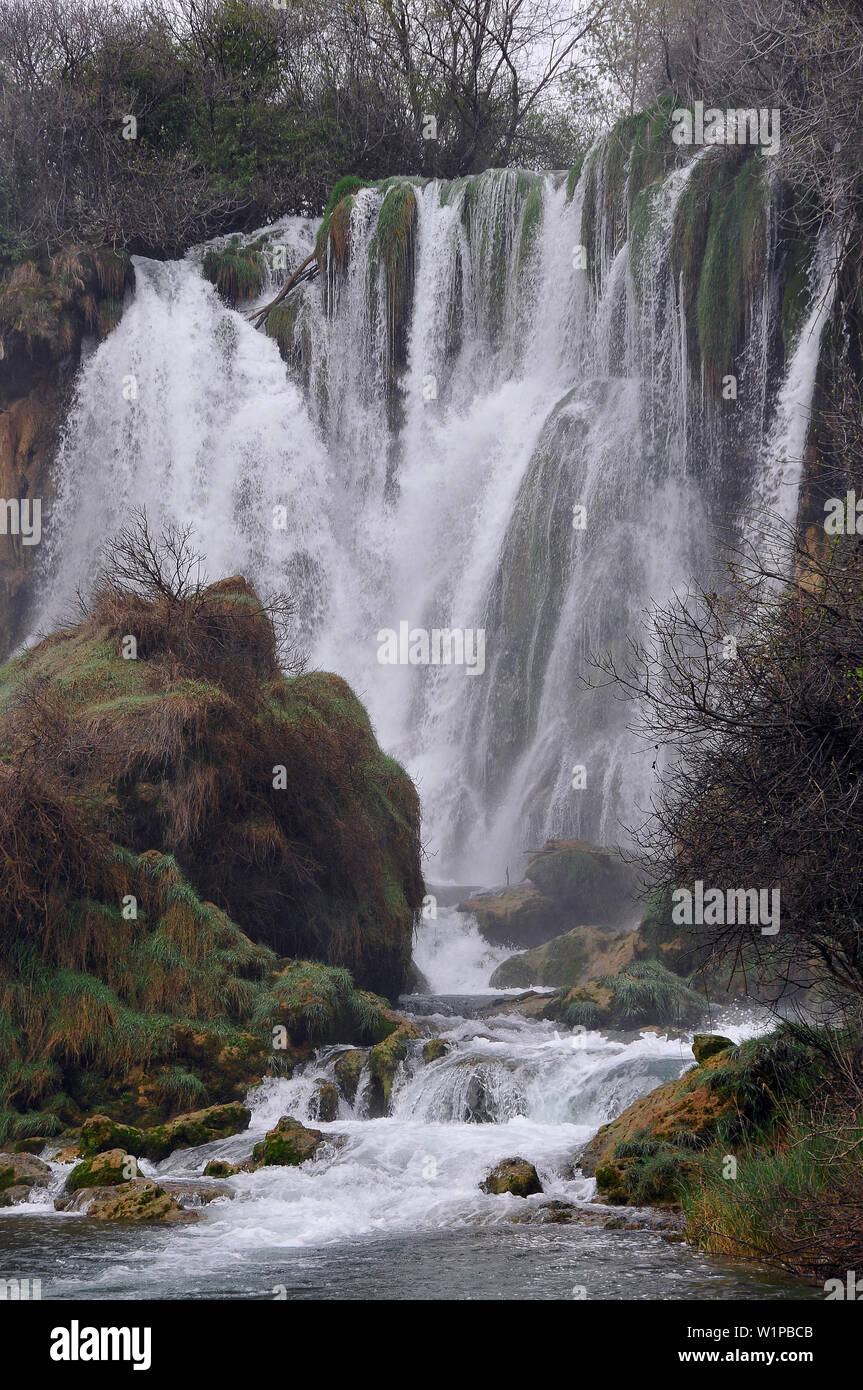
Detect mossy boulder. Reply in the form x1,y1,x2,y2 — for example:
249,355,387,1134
525,840,639,925
458,884,563,949
481,1158,543,1197
252,1115,323,1167
692,1035,734,1065
333,1049,367,1105
542,960,706,1032
66,1147,137,1193
79,1115,145,1158
202,1159,238,1178
66,1178,200,1223
10,1138,50,1154
138,1102,251,1162
422,1039,449,1064
490,924,636,990
0,1151,52,1204
368,1021,420,1115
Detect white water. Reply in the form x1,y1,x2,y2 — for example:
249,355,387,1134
7,1000,785,1303
30,157,833,880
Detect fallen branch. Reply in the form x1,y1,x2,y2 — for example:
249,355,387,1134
249,250,319,327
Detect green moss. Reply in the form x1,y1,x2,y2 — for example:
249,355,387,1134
252,1114,322,1166
0,247,131,359
671,149,766,390
370,182,417,375
202,236,266,305
565,156,585,203
781,240,812,354
518,183,544,272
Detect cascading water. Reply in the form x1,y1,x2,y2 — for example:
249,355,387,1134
17,1000,807,1301
5,128,838,1307
29,140,833,884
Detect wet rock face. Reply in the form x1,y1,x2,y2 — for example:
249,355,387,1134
0,1151,52,1205
333,1050,367,1105
312,1080,339,1123
480,1158,543,1197
252,1116,324,1167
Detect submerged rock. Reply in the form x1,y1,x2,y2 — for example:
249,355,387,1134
252,1116,324,1167
481,1158,543,1197
157,1178,234,1206
0,1151,52,1205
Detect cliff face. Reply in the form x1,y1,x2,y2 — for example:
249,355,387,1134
0,247,134,656
0,571,423,1139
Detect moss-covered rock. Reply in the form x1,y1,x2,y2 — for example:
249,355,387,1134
490,924,635,989
0,1151,52,1204
525,840,639,925
368,1021,420,1115
422,1039,449,1064
0,568,424,1140
202,1159,238,1178
79,1115,145,1158
577,1027,820,1208
542,960,706,1032
138,1102,250,1162
481,1158,543,1197
66,1147,137,1193
692,1034,734,1065
458,883,563,948
66,1177,200,1223
252,1115,323,1167
202,236,267,306
333,1049,367,1105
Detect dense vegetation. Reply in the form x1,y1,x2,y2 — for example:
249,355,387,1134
0,515,422,1140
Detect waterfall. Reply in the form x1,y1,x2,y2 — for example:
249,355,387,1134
30,145,834,883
